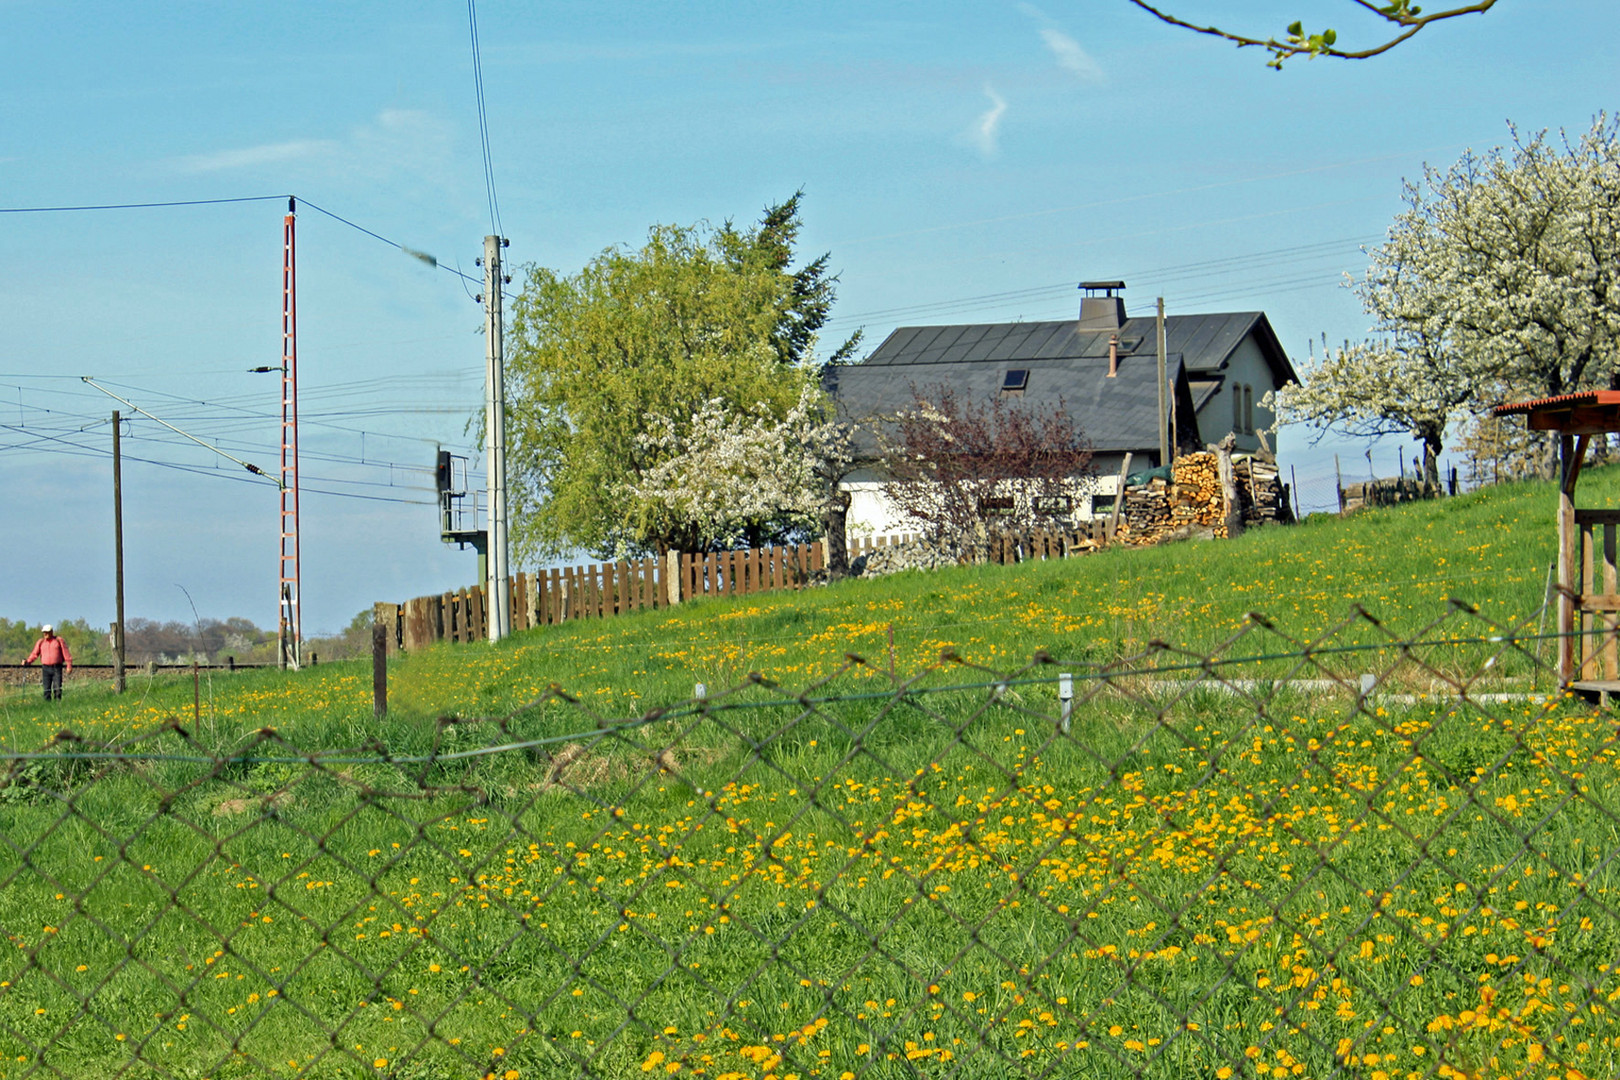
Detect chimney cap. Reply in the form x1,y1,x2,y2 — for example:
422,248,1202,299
1079,280,1125,294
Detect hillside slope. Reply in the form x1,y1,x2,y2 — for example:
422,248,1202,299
2,466,1604,744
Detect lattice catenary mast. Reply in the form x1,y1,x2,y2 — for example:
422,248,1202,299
279,198,302,667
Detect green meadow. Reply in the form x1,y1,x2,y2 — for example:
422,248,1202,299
0,470,1615,1080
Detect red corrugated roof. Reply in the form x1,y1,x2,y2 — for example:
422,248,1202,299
1492,390,1620,416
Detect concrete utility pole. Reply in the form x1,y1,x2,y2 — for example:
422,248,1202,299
1156,297,1170,465
483,234,511,641
112,410,126,693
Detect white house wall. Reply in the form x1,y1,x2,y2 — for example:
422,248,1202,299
841,468,1123,539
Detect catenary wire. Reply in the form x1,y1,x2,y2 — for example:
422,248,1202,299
467,0,503,238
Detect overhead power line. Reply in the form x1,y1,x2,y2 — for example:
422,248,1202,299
0,195,288,214
467,0,503,237
0,193,482,288
822,235,1376,332
81,378,278,485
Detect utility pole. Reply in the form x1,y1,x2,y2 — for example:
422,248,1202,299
112,410,126,693
483,234,511,641
1156,297,1170,465
279,197,302,669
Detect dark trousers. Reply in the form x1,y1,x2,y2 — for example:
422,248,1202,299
41,663,64,701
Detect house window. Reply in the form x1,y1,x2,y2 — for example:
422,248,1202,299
1232,385,1243,434
1001,369,1029,397
1243,385,1255,435
979,496,1015,517
1089,493,1118,515
1033,494,1072,515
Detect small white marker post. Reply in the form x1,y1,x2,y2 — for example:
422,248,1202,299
695,683,707,702
1059,673,1074,735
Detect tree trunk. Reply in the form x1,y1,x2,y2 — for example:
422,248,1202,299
1420,429,1443,494
824,491,850,577
1541,435,1561,481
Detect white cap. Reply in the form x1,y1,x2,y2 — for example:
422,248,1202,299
41,624,54,633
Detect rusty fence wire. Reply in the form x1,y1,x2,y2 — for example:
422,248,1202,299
1,600,1618,1080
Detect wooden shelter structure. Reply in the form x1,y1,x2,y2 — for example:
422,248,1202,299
1492,390,1620,693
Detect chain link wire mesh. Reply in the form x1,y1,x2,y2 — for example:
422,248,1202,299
0,600,1615,1080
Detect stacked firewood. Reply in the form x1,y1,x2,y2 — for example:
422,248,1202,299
1236,456,1291,524
1171,453,1226,533
1116,452,1228,544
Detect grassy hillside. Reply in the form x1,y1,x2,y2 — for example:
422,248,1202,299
0,469,1616,1080
0,465,1595,749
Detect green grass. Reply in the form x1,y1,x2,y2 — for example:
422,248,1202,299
2,464,1596,750
0,470,1615,1079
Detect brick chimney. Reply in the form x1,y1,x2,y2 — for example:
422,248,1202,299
1079,280,1126,331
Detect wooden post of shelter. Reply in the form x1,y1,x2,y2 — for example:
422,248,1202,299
1493,391,1619,694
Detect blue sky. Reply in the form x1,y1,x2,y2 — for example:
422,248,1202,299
3,1,1615,634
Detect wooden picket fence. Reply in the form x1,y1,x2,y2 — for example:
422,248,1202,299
379,542,824,653
679,543,824,601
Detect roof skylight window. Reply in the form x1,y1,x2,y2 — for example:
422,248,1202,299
1002,369,1029,391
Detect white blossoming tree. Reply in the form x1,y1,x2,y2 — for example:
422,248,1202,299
627,385,854,552
1279,117,1620,481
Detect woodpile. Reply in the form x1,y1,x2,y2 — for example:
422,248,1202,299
1120,450,1290,545
1236,455,1291,525
1119,451,1227,543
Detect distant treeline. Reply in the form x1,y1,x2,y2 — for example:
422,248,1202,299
0,611,374,666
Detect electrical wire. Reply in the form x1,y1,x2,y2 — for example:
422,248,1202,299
467,0,503,238
0,193,483,288
0,195,288,214
0,422,434,505
295,198,482,287
822,234,1375,331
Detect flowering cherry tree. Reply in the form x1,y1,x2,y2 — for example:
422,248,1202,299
1279,117,1620,480
627,385,854,552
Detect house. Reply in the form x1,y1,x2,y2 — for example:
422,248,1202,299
826,281,1299,534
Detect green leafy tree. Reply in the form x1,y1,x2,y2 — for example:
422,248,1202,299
506,194,857,559
1128,1,1496,68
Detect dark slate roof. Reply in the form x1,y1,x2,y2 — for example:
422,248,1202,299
827,352,1190,456
859,311,1297,385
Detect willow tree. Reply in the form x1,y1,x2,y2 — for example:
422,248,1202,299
505,194,857,560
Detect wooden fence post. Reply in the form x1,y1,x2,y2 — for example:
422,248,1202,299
373,602,399,657
372,620,387,718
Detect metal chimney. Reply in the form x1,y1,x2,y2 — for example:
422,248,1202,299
1079,280,1126,331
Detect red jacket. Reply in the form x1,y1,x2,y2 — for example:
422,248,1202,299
25,636,71,667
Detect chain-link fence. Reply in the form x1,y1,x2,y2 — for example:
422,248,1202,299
1,600,1615,1080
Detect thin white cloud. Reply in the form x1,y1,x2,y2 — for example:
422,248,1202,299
972,86,1007,158
1039,27,1104,82
1018,2,1106,83
176,139,336,173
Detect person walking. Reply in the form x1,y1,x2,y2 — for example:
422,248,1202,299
23,624,73,701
